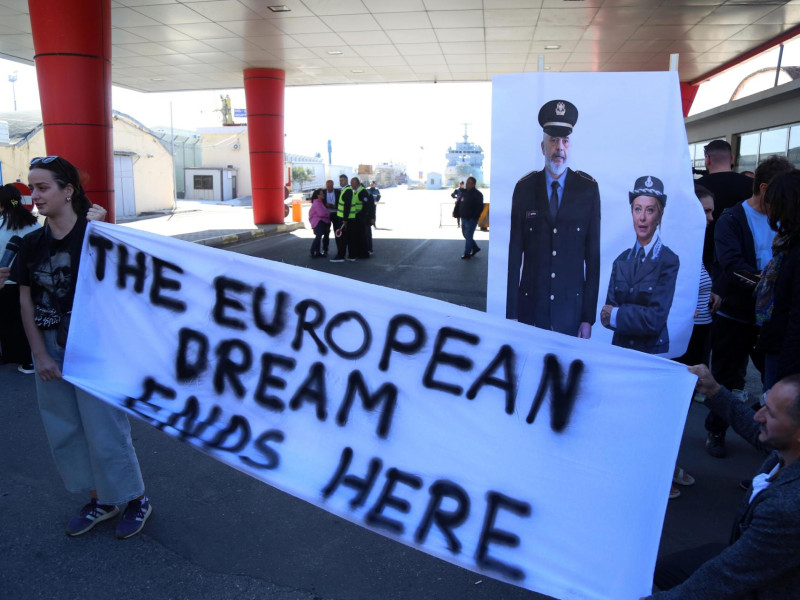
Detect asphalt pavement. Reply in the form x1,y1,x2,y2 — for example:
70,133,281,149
1,187,766,600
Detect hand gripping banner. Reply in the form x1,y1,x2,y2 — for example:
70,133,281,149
65,222,695,600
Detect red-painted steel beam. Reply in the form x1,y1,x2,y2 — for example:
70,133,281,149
29,0,114,222
244,68,286,225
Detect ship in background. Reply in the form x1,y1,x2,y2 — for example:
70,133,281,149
444,124,484,188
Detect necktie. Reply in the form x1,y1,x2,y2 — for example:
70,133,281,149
634,246,645,274
549,181,559,220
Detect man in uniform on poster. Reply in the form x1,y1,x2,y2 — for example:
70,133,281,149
506,99,601,338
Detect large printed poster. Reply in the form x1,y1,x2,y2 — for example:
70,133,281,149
488,71,705,359
64,223,696,600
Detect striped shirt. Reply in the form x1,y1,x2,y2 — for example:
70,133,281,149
695,262,713,325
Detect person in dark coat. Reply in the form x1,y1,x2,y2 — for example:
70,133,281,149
507,99,601,338
704,156,793,458
601,175,679,354
459,176,484,259
696,139,753,270
643,365,800,599
756,169,800,388
451,181,464,227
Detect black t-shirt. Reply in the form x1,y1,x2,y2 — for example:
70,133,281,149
16,217,87,329
697,171,753,271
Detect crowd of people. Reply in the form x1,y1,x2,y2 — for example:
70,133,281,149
306,174,379,262
643,143,800,597
2,142,799,595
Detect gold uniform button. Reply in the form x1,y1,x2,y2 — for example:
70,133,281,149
551,272,556,278
553,228,557,234
552,250,557,256
550,295,555,300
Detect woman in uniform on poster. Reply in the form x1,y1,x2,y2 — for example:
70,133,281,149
600,175,679,354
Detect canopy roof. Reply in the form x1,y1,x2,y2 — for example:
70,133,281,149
1,0,798,92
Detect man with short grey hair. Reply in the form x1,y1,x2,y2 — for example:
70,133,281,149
506,99,601,338
644,366,800,599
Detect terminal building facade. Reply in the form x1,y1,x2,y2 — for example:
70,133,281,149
686,74,800,173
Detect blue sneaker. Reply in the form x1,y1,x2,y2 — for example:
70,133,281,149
65,499,119,536
115,497,152,539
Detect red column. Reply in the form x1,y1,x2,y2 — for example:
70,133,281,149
29,0,115,222
243,68,285,224
679,82,699,118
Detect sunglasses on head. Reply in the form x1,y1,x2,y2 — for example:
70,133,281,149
30,156,62,167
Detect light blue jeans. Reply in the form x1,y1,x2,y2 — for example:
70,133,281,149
34,329,145,505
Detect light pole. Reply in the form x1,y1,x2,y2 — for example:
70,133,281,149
8,71,17,111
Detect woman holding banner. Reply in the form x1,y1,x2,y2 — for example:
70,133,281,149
15,156,151,539
600,175,679,354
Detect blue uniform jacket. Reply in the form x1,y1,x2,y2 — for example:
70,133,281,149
507,168,601,335
605,239,679,354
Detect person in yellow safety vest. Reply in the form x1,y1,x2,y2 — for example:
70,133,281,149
330,174,349,259
331,177,369,262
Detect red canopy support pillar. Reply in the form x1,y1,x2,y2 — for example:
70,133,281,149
680,82,699,118
243,68,285,224
29,0,115,222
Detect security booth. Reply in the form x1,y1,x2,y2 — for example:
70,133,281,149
184,167,238,201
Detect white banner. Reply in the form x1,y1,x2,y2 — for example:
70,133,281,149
65,222,695,600
489,72,704,359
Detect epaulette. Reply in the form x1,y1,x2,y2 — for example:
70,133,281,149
575,170,596,182
518,169,540,181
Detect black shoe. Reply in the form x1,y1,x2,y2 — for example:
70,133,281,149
461,254,471,260
706,431,727,458
471,247,481,256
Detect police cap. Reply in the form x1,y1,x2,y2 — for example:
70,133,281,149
629,175,667,208
538,99,578,138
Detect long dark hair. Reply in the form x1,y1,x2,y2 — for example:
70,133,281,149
765,169,800,238
0,184,38,230
29,156,92,217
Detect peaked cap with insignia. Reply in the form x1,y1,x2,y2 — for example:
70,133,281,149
629,175,667,208
538,99,578,138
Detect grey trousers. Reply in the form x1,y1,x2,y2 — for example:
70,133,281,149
34,329,145,505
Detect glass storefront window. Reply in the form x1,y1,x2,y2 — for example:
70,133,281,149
789,125,800,165
759,127,788,157
737,132,759,173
